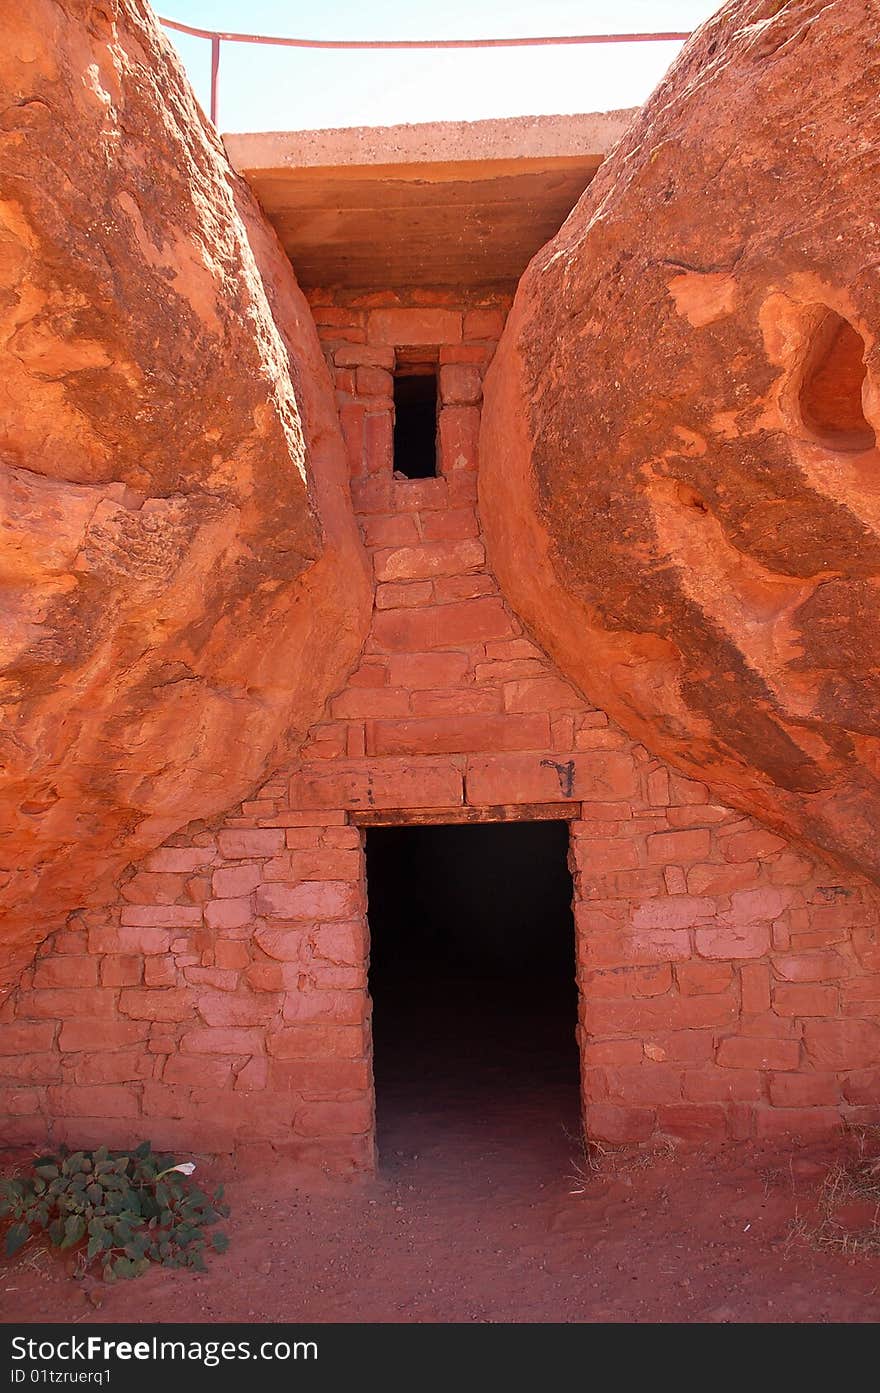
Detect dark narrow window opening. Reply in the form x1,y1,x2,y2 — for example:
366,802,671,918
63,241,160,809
366,821,580,1171
393,367,439,478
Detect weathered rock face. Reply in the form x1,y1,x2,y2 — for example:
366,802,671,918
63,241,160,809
481,0,880,883
0,0,371,988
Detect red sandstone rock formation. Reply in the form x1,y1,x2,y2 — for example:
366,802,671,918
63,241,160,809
481,0,880,884
0,0,371,989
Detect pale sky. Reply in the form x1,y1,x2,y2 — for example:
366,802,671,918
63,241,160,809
157,1,723,132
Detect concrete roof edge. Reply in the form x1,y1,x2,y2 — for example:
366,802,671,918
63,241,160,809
224,110,637,172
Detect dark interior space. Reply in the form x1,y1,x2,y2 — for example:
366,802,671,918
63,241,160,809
393,370,438,478
366,820,580,1171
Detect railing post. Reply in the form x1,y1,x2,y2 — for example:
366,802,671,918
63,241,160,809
210,34,220,126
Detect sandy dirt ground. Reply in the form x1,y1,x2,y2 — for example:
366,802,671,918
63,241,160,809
3,1060,880,1325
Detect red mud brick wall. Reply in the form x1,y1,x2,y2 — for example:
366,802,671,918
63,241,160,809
2,287,879,1164
0,810,372,1169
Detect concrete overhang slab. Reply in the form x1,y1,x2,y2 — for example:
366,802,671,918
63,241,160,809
225,111,635,289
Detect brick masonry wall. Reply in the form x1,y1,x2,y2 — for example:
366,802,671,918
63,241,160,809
2,286,879,1165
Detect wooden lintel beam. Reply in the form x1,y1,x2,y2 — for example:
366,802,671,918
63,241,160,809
349,802,580,827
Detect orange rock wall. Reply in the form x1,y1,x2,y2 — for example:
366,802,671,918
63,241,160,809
4,288,879,1162
480,0,880,886
0,0,371,989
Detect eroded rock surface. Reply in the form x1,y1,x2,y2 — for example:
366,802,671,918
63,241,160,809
481,0,880,882
0,0,371,987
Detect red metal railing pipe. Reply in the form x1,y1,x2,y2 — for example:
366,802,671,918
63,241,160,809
157,16,693,126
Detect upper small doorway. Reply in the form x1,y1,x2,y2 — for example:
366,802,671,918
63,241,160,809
393,361,439,478
365,818,580,1173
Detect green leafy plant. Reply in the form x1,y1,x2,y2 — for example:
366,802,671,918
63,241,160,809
0,1141,229,1281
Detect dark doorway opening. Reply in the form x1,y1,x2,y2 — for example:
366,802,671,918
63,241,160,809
366,820,580,1171
393,369,438,478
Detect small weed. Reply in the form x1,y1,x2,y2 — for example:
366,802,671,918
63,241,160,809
0,1142,229,1282
564,1124,675,1193
627,1137,676,1172
785,1130,880,1258
757,1165,787,1199
563,1124,608,1193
